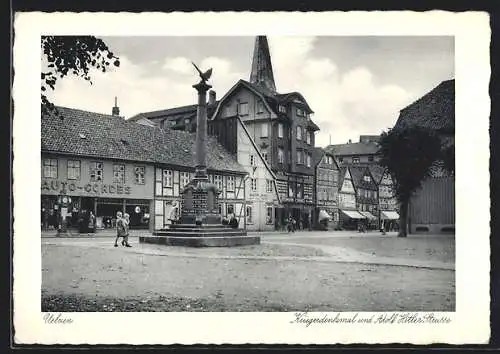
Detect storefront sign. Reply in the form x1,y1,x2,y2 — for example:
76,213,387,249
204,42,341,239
41,180,131,195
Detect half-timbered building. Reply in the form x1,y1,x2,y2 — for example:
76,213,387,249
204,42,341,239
41,106,247,232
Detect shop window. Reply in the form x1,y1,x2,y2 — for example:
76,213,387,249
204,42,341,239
180,171,190,187
266,207,273,224
238,102,249,116
43,158,58,179
278,123,284,138
135,166,145,185
163,170,173,187
278,148,284,164
251,178,257,192
266,179,273,193
90,161,103,182
113,164,125,184
67,160,80,180
246,205,253,224
227,176,235,191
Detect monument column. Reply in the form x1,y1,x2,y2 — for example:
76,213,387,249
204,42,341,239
193,80,212,180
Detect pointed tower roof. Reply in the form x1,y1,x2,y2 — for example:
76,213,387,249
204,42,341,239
249,36,277,93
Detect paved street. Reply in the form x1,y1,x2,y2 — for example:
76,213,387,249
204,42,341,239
42,231,455,312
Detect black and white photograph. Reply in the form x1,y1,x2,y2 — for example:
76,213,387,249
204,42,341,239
13,11,490,345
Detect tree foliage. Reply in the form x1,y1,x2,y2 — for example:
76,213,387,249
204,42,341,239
41,36,120,118
379,126,443,236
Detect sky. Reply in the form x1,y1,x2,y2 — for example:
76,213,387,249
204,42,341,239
44,36,454,147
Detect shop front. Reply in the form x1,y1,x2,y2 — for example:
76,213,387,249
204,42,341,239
41,156,154,232
339,209,366,230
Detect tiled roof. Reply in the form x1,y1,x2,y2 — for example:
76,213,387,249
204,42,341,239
338,166,348,188
394,79,454,133
42,106,246,174
326,141,380,157
312,147,325,167
348,165,367,188
367,164,386,184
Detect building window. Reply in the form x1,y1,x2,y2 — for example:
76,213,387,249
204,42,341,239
352,157,360,164
368,155,374,162
266,207,273,224
181,171,190,187
43,158,58,179
266,179,273,193
262,152,268,163
297,108,304,116
306,153,311,167
223,105,232,117
246,205,253,224
278,148,284,164
261,122,268,138
297,126,302,140
227,176,235,191
363,175,370,182
279,105,286,113
257,100,264,114
306,131,311,144
89,161,103,182
250,155,255,166
67,160,80,180
213,175,223,190
163,170,173,187
238,102,249,116
134,166,145,184
297,150,302,164
113,164,125,184
251,178,257,192
227,203,234,216
339,157,344,163
278,123,284,138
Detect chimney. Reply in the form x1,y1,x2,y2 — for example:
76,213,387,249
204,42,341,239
112,96,120,116
208,90,216,105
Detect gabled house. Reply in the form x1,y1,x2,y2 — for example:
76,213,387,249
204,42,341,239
209,114,281,231
209,36,320,230
369,164,399,230
349,166,379,226
312,147,339,229
337,166,365,230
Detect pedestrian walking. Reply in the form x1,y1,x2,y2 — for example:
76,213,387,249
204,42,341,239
87,211,96,236
114,211,129,247
122,213,132,247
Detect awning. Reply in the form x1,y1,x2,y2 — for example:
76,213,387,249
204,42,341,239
359,211,377,220
340,210,366,219
381,211,400,220
318,209,332,221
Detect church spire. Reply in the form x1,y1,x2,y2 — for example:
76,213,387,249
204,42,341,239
249,36,277,93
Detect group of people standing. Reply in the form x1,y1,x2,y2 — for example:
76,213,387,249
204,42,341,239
114,211,132,247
